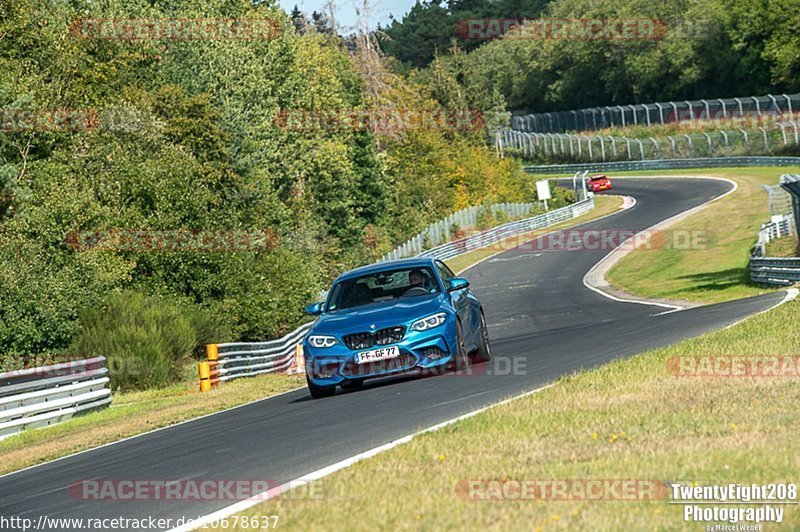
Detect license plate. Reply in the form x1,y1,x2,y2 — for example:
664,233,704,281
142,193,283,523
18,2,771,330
355,345,400,364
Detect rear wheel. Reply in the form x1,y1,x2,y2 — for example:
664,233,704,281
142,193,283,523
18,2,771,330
306,375,336,399
474,311,492,363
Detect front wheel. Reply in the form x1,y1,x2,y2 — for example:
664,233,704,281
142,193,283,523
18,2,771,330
449,320,470,371
306,375,336,399
474,311,492,363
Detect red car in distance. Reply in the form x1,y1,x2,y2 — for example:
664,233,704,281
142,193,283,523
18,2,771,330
586,174,612,192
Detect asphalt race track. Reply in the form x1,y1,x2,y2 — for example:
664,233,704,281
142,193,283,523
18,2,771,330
0,178,789,530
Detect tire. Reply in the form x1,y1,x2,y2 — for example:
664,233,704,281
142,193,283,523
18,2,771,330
450,320,470,371
306,375,336,399
340,379,364,391
473,311,492,363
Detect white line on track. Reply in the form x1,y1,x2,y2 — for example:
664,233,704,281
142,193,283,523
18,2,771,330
169,383,556,532
458,193,636,275
722,288,798,330
581,175,739,311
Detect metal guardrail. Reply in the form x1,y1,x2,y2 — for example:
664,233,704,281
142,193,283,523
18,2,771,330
756,215,794,253
523,157,800,175
782,174,800,233
749,257,800,286
419,197,594,261
380,202,536,262
214,323,313,382
0,356,112,440
750,173,800,285
200,323,313,388
511,93,800,134
501,125,800,163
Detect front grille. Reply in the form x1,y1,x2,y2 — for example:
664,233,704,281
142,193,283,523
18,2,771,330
343,326,405,350
341,352,417,377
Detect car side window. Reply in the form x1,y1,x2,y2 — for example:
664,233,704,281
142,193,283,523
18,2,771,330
434,260,455,286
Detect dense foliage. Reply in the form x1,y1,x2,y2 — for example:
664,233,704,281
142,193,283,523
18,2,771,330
384,0,800,110
0,0,534,376
382,0,550,67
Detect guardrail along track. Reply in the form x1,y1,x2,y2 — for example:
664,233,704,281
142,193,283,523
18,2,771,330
750,257,800,286
200,323,313,389
419,197,594,261
0,357,112,440
523,157,800,175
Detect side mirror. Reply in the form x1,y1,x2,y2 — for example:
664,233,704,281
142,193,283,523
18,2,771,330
304,302,323,316
447,277,470,292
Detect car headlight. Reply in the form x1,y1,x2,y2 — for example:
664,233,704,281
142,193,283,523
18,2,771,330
410,312,447,332
308,335,338,348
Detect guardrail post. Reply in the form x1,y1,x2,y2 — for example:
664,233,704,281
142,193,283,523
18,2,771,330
207,344,218,361
199,361,211,392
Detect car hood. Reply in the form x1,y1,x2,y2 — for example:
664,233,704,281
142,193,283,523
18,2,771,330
312,294,447,336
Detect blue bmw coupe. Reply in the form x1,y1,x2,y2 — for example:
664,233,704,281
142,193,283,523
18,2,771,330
302,258,492,398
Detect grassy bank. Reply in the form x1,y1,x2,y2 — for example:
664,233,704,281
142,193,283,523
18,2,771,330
767,234,799,257
587,167,800,304
605,169,768,304
227,296,800,530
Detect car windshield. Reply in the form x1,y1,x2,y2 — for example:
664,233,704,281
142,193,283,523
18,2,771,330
326,266,440,311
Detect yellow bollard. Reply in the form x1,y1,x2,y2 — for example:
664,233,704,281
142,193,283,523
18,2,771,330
206,343,219,361
199,361,211,392
287,343,305,375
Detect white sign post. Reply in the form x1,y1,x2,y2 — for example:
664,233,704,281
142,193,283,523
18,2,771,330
536,179,552,211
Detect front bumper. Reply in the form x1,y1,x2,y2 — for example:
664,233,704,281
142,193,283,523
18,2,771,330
304,323,457,386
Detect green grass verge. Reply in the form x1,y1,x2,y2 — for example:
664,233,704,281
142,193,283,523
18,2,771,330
0,372,304,476
225,297,800,530
573,166,800,304
767,235,799,258
446,195,624,274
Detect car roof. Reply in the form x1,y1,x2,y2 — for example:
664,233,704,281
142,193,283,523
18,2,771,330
336,257,438,282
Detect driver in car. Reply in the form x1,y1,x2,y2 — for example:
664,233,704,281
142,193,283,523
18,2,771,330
408,268,427,288
404,268,435,297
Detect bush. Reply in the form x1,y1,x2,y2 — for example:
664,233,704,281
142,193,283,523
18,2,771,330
476,206,495,230
70,291,229,390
